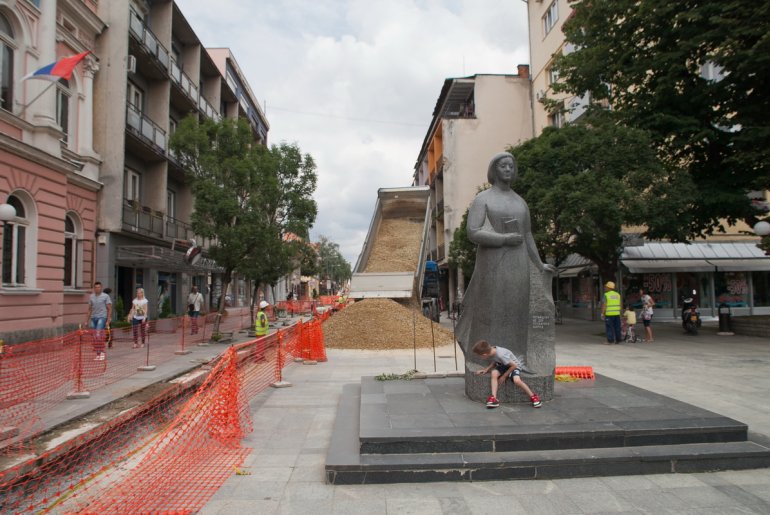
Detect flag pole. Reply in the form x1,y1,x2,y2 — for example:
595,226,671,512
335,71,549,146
17,80,58,118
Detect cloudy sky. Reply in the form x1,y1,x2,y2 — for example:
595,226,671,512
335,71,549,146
176,0,530,263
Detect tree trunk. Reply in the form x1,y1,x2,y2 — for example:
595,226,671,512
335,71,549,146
214,268,233,335
250,281,259,326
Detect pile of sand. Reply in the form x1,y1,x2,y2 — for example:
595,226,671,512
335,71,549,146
364,218,423,273
324,298,455,350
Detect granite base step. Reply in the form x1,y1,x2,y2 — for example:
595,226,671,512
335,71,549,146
326,380,770,484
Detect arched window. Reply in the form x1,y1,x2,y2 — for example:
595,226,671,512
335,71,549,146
0,12,14,111
2,195,27,285
64,213,82,288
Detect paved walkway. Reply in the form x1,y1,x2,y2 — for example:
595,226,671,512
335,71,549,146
201,316,770,514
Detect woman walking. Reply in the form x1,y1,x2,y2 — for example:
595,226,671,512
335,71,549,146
128,287,149,348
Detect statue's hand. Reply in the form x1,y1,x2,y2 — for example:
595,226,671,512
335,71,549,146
543,264,557,274
504,233,523,246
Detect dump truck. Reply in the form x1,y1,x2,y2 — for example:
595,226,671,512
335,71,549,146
349,186,431,300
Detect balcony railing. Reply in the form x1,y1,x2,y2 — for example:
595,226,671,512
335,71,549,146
122,200,164,239
126,103,167,153
123,200,211,247
169,60,199,105
197,94,221,121
129,10,170,72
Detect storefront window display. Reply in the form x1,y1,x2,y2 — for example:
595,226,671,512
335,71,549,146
624,273,673,309
676,272,708,307
714,272,749,307
571,275,594,308
752,271,770,307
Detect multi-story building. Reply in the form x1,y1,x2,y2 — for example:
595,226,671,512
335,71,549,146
413,69,533,309
524,0,770,318
92,1,269,319
0,0,105,343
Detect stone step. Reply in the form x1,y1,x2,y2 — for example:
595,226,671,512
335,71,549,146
328,440,770,485
326,382,770,485
360,419,748,455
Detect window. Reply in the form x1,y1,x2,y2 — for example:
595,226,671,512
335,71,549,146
543,0,559,36
56,79,70,142
127,81,143,111
125,170,141,201
547,66,559,86
0,13,14,111
167,189,176,219
64,214,82,288
2,195,30,286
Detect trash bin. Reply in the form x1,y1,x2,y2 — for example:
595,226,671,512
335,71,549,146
718,303,732,333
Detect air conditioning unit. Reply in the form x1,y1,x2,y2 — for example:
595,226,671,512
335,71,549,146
535,90,546,101
127,54,137,74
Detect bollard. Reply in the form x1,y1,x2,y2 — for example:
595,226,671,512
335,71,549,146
67,327,90,399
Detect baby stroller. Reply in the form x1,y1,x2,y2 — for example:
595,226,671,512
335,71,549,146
621,315,638,343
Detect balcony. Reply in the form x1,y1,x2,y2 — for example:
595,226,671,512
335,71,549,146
198,94,221,122
128,10,170,77
126,103,167,156
123,200,211,247
122,200,164,239
169,60,199,108
433,199,444,220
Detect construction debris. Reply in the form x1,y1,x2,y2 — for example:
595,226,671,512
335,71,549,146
364,218,423,273
324,299,455,350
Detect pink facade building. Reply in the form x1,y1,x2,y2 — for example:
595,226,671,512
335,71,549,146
0,0,105,342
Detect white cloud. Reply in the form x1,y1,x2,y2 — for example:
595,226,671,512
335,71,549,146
175,0,529,263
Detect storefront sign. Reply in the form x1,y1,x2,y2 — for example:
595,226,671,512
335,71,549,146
643,273,672,294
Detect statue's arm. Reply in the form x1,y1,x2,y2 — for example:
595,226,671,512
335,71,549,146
467,199,507,247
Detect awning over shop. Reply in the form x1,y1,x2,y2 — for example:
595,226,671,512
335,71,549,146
621,242,770,273
116,245,223,273
557,254,594,278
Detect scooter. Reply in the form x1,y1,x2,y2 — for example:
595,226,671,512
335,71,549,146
681,290,702,335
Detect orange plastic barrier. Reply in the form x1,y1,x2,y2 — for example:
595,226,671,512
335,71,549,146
554,366,595,379
0,315,328,514
0,307,252,453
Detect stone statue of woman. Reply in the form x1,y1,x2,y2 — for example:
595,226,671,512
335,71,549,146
455,152,555,366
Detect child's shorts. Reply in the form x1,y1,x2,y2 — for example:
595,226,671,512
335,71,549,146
495,363,521,379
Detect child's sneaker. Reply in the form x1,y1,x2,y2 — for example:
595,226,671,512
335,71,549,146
485,396,499,408
530,394,542,408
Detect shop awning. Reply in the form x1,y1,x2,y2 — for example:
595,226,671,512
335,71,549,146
622,259,714,274
116,245,223,273
557,254,595,277
621,242,770,273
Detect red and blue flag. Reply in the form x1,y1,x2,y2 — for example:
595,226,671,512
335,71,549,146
23,51,91,82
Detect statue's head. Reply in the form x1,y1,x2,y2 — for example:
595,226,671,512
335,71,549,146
487,152,517,185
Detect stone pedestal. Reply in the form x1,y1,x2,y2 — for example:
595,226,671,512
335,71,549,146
465,267,555,403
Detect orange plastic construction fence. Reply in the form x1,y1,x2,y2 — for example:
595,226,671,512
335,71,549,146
554,366,595,379
0,308,252,452
0,315,331,514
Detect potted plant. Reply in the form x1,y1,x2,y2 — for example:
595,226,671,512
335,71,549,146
155,296,177,333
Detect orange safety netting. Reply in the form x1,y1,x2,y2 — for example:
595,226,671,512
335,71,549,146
0,308,253,453
554,366,595,379
0,314,331,514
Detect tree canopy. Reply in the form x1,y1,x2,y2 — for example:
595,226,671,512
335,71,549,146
170,116,317,326
510,114,682,279
316,236,351,293
552,0,770,236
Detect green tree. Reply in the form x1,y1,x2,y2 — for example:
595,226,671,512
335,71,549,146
552,0,770,236
170,117,316,333
448,209,475,283
510,115,681,280
238,143,318,313
316,236,351,293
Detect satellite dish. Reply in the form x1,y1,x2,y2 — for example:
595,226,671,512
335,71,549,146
184,245,202,265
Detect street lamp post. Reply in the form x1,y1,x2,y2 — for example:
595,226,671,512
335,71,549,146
0,203,17,276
